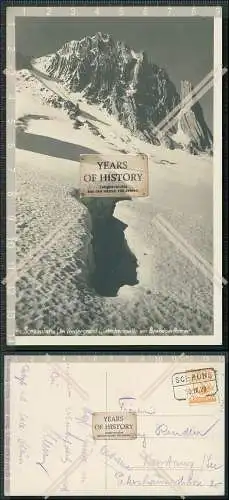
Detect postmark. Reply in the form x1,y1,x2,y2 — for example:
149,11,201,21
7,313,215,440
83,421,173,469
92,411,137,440
172,368,218,403
80,154,148,198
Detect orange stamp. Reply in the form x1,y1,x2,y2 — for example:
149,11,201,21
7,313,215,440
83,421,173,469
172,368,218,404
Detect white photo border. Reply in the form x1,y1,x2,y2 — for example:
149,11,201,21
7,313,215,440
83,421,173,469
6,6,223,346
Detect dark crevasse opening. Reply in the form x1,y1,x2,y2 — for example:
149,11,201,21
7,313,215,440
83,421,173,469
79,194,139,297
90,215,138,297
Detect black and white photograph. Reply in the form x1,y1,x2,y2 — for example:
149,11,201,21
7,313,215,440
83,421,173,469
6,6,223,344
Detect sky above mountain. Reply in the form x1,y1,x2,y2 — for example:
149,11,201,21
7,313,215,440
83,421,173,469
15,17,213,132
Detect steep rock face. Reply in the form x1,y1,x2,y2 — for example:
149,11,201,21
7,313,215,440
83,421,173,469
179,81,213,154
32,33,212,154
34,33,180,143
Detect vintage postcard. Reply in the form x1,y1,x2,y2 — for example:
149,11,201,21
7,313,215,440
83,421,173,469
4,354,225,496
6,6,224,345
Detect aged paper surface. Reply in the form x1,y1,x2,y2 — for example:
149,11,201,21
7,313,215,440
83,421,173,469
6,6,223,345
4,354,225,496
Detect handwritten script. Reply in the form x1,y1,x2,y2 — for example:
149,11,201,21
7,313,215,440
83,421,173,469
6,357,225,496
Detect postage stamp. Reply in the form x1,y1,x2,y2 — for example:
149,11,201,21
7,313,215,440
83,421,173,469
92,411,137,440
172,368,218,403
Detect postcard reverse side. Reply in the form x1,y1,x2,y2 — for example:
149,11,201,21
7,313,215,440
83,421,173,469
4,354,225,496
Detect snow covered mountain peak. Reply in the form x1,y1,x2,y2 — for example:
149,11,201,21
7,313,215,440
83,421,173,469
178,80,213,154
30,33,213,154
92,31,112,41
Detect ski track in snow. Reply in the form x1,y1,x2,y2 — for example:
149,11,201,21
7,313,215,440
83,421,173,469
15,69,213,335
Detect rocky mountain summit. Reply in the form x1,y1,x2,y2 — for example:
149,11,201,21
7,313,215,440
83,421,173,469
179,80,213,155
21,32,212,154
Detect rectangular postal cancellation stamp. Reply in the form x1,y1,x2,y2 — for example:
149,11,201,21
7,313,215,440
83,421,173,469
80,154,148,198
172,368,218,404
92,411,137,440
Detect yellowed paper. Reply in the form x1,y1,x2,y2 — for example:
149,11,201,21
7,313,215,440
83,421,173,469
4,354,225,496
